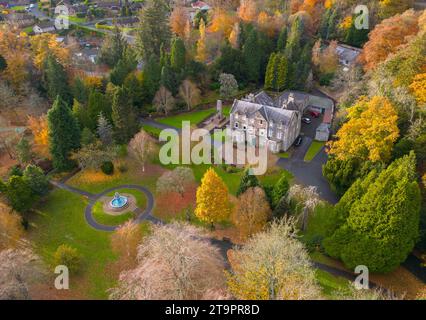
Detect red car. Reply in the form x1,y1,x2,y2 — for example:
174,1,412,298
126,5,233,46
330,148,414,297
309,110,321,118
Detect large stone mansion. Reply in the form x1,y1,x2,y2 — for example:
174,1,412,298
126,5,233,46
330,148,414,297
229,91,334,153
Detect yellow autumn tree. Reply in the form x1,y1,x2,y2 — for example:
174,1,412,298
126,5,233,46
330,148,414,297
229,22,240,49
409,73,426,105
0,203,23,251
328,96,399,163
195,18,207,63
209,8,237,38
30,33,70,70
27,115,50,158
195,168,231,227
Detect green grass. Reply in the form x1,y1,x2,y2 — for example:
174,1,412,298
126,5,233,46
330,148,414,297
92,202,134,226
304,141,326,162
301,203,336,246
11,5,26,10
22,26,33,34
28,189,117,298
156,108,217,128
277,151,290,158
315,269,351,298
68,15,87,23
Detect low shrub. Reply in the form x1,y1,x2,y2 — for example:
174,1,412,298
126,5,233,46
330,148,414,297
101,161,114,175
54,244,81,274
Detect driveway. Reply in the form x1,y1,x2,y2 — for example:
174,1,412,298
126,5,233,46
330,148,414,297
277,147,338,204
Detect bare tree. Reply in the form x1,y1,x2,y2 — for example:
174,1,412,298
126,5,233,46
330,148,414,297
111,221,143,269
0,203,23,251
153,86,175,115
232,187,272,240
226,218,322,300
0,248,44,300
287,185,321,231
156,167,195,198
179,79,201,111
109,222,226,300
128,129,155,172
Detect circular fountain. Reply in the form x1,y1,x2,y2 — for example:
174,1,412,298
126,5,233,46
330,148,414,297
109,192,129,212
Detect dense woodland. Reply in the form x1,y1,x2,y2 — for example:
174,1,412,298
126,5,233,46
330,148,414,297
0,0,425,300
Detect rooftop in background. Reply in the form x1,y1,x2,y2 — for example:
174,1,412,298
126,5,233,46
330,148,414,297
191,0,210,10
335,43,362,67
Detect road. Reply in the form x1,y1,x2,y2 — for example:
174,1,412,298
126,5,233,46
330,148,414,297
29,8,136,44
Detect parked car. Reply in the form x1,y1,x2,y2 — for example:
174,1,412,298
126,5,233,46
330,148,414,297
302,117,312,124
294,136,303,147
309,110,321,118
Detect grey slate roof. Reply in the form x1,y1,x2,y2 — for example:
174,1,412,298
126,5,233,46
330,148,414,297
231,100,294,126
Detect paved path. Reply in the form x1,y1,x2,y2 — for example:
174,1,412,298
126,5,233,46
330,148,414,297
140,118,181,133
277,148,338,204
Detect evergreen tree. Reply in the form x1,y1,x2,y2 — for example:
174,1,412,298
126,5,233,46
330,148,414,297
143,55,161,101
72,77,89,104
276,54,289,91
345,18,369,48
87,90,111,130
5,175,35,213
110,48,137,86
243,29,261,83
43,55,71,104
23,164,49,197
324,152,421,273
48,96,81,171
170,37,186,71
272,174,290,208
285,17,303,63
98,26,127,67
236,169,260,197
80,127,95,146
16,137,32,165
160,64,178,95
97,113,113,146
123,72,145,108
213,43,246,83
136,0,172,60
277,27,288,52
111,87,139,144
264,52,278,90
0,54,7,72
72,99,90,130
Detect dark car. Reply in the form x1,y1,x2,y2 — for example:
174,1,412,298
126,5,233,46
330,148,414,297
309,110,321,118
294,136,303,147
302,117,312,124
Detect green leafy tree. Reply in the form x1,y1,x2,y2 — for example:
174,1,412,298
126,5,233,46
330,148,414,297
23,165,49,197
324,152,421,273
160,64,178,95
111,87,139,144
5,176,35,213
54,245,81,274
48,96,81,171
236,169,259,197
276,54,289,91
110,49,137,86
264,52,278,90
136,0,171,60
213,44,246,83
142,55,161,100
87,90,111,130
123,73,145,108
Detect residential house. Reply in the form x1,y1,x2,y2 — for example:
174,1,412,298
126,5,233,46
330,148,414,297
335,43,362,67
33,20,56,34
230,90,335,152
230,92,306,153
2,12,35,27
191,1,210,10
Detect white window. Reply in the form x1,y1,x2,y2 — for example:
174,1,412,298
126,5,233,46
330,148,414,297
277,131,282,139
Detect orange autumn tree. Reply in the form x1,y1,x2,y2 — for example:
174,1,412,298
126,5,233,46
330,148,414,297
209,8,237,38
170,6,188,38
195,168,231,228
30,33,70,70
361,9,420,71
237,0,258,23
409,73,426,105
328,96,399,163
27,115,50,158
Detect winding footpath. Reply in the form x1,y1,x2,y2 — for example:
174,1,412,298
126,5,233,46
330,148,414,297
51,181,158,232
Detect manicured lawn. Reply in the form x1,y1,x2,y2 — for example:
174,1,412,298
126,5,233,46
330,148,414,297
315,269,351,298
28,189,117,298
92,202,134,226
11,5,26,10
156,108,217,128
304,141,326,162
69,15,87,23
